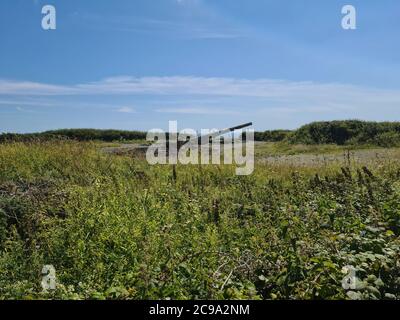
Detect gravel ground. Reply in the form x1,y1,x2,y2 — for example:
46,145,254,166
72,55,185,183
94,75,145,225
101,143,400,167
258,148,400,166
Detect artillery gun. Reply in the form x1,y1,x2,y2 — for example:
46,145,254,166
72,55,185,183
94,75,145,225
102,122,253,156
170,122,253,152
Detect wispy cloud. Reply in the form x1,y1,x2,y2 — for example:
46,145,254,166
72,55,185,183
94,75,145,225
2,75,400,108
116,106,136,114
0,79,77,96
1,76,400,122
155,107,240,115
2,76,400,130
72,1,244,41
15,106,36,113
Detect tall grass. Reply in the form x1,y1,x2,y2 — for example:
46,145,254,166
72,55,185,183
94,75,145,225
0,141,399,299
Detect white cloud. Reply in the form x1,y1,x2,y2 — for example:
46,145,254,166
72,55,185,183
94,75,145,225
1,76,400,116
116,106,136,114
0,79,78,96
155,107,240,115
15,106,36,113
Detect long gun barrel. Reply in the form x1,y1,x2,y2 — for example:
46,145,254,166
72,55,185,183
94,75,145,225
167,122,253,151
194,122,253,145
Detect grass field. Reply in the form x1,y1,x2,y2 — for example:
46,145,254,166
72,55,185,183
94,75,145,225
0,141,399,300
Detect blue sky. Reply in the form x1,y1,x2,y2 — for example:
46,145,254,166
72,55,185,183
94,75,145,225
0,0,400,133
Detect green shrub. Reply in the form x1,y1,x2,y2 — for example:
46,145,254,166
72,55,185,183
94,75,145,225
0,141,399,300
289,120,400,146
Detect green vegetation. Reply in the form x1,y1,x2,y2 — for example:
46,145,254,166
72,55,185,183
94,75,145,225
0,129,147,143
255,142,348,157
254,130,292,142
254,120,400,147
0,141,399,300
289,120,400,146
2,121,400,148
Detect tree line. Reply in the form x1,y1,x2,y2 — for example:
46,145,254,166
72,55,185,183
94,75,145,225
1,120,400,147
252,120,400,147
0,129,147,143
